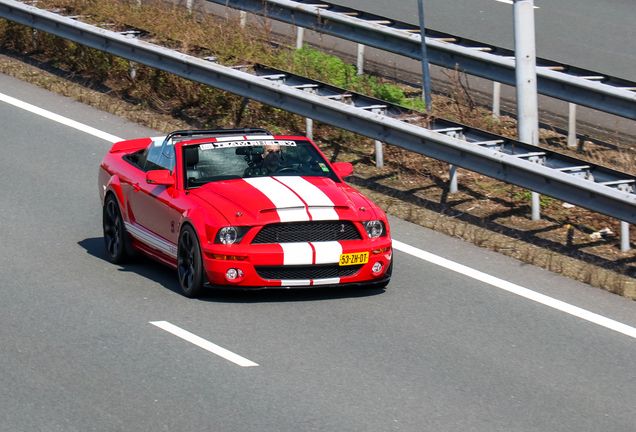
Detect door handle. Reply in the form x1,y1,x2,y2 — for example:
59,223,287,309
133,183,140,193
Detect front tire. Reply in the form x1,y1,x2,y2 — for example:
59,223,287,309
103,194,131,264
177,225,204,298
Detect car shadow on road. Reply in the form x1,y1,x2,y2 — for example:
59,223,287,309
197,285,387,303
79,237,184,295
79,237,387,302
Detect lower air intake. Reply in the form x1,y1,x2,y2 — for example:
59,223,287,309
255,264,362,280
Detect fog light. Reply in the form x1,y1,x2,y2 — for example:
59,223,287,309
226,268,244,280
371,262,383,273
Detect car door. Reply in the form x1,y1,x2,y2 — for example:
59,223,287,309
127,140,181,256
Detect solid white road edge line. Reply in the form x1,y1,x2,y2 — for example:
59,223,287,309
3,92,633,340
393,240,636,339
0,91,124,143
150,321,259,367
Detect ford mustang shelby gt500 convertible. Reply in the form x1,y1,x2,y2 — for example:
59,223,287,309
99,128,392,297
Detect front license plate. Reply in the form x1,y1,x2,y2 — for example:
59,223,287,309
339,252,369,266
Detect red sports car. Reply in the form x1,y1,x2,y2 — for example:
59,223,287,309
99,129,392,297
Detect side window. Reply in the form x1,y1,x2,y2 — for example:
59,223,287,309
135,147,149,168
144,140,175,173
155,145,176,172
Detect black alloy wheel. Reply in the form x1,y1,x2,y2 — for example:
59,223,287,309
177,225,204,298
103,195,129,263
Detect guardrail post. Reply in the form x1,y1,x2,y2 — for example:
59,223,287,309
514,0,540,220
296,26,304,50
568,103,577,147
357,44,365,75
186,0,194,13
417,0,432,112
375,140,383,168
492,81,501,118
240,10,247,27
129,61,137,79
303,87,315,140
621,221,630,252
531,192,540,220
306,118,313,140
371,107,385,167
449,164,458,193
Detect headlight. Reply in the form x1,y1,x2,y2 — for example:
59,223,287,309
215,226,251,245
363,220,386,238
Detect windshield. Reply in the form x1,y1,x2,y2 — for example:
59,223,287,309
182,139,340,189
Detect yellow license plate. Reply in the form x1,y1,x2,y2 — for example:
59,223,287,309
339,252,369,266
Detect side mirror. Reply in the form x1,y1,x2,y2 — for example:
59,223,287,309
146,170,174,186
333,162,354,177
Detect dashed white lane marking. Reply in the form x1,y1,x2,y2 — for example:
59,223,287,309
393,240,636,340
150,321,259,367
0,91,124,143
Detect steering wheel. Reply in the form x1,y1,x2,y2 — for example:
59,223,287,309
275,166,302,174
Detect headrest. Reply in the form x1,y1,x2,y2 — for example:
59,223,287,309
184,146,199,166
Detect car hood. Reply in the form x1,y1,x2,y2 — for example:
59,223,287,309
192,176,375,226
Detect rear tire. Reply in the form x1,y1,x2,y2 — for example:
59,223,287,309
177,225,204,298
103,194,131,264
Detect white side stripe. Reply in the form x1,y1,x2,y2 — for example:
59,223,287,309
125,222,177,258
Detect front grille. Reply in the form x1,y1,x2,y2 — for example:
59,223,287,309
255,264,363,280
252,221,362,244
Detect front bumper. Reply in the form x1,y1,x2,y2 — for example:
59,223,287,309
203,272,391,290
200,238,392,289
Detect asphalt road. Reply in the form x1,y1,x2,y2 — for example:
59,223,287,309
3,73,636,431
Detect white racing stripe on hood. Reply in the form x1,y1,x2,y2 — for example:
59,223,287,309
276,177,339,221
244,177,309,222
276,208,311,222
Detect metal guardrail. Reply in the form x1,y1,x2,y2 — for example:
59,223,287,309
205,0,636,122
1,0,636,224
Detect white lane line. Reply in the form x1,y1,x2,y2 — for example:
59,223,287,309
0,91,124,143
393,240,636,339
150,321,259,367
